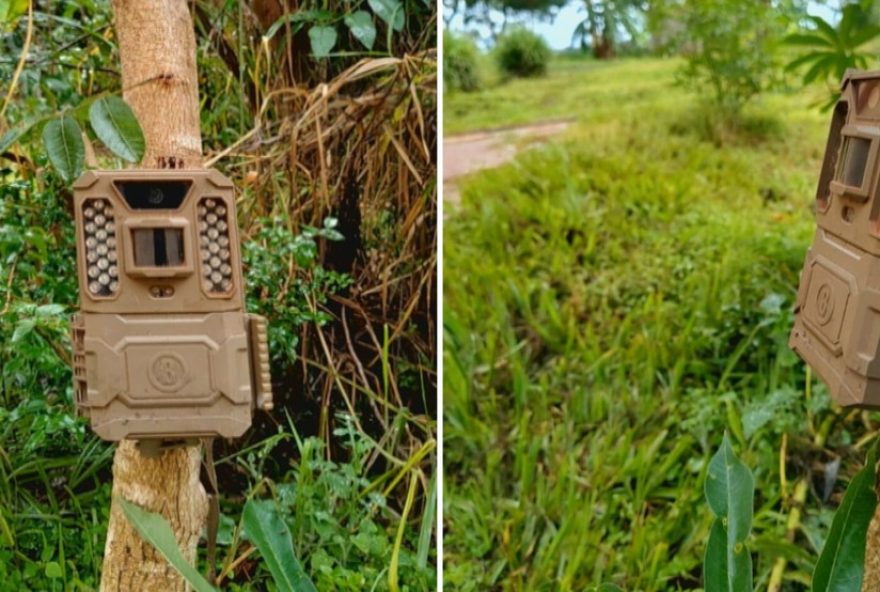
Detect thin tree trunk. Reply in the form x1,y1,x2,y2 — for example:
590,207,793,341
100,1,207,590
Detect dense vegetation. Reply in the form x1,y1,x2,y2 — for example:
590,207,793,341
443,56,871,590
0,1,436,590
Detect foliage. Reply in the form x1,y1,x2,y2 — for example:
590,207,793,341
704,434,754,592
785,0,880,108
0,0,436,588
494,27,551,78
215,428,435,591
811,442,878,592
671,0,790,116
241,499,317,592
572,0,647,58
444,57,861,590
444,30,482,92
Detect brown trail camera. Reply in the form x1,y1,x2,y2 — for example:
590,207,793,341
70,169,273,441
791,69,880,408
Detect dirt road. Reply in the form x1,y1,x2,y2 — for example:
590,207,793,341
443,119,573,202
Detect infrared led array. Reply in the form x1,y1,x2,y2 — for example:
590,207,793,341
82,199,119,297
198,197,233,294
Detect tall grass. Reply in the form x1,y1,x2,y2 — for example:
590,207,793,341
444,58,867,590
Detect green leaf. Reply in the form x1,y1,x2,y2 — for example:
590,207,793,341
41,116,84,182
705,519,753,592
44,562,62,579
345,11,376,50
0,0,27,24
784,33,832,48
242,499,317,592
309,25,337,58
704,434,754,592
263,10,323,41
812,442,879,592
88,96,145,163
416,473,436,568
35,303,65,318
368,0,405,32
705,434,754,544
118,498,217,592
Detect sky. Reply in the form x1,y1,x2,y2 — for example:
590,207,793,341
449,2,838,51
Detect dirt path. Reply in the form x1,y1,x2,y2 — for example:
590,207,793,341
443,119,573,202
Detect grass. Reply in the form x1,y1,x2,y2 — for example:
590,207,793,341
0,2,436,590
443,56,876,590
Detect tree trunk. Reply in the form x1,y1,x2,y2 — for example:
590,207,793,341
100,1,207,590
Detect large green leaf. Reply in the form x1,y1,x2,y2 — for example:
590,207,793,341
368,0,405,32
41,116,84,182
812,443,879,592
705,519,753,592
118,498,217,592
345,11,376,50
88,96,145,163
308,25,337,58
242,499,317,592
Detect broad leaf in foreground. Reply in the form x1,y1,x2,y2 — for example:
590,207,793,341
118,498,217,592
242,498,317,592
704,433,754,592
88,95,145,163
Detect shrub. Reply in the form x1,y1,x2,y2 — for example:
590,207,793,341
444,30,482,92
671,0,788,116
494,27,551,79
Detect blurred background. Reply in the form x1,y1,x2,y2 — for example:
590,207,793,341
443,0,880,590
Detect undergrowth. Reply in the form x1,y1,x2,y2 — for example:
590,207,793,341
444,57,868,590
0,1,436,590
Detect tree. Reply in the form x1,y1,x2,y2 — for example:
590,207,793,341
573,0,647,59
100,1,208,589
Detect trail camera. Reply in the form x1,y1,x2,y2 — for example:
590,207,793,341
70,169,273,441
791,69,880,408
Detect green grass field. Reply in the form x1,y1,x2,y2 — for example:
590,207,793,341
443,57,875,590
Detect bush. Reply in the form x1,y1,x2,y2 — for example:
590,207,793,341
670,0,789,116
444,30,482,92
494,27,550,78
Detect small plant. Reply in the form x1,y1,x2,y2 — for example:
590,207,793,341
494,27,551,79
704,434,754,592
444,30,482,92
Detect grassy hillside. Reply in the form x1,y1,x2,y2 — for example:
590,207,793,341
443,57,868,590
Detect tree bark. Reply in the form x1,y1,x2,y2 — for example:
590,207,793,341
100,1,207,590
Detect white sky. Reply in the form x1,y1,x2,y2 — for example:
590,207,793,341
449,2,838,51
